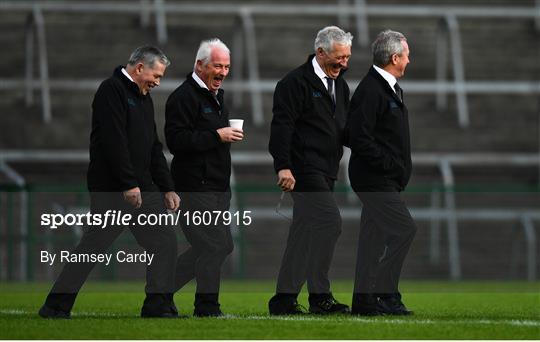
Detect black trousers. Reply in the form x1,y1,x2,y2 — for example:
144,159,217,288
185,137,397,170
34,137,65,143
45,192,177,312
353,189,417,295
174,192,233,296
275,174,342,295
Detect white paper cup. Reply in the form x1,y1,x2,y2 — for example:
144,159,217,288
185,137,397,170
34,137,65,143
229,119,244,130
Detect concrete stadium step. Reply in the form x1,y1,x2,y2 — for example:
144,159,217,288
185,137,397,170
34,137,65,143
1,0,538,154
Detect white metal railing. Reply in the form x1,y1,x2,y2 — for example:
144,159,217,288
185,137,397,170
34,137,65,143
0,150,538,281
1,1,539,126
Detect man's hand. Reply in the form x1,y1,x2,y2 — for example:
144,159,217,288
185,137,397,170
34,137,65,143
277,169,295,192
217,127,244,143
164,191,180,211
123,187,142,208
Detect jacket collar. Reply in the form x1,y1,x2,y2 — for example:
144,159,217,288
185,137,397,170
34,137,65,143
113,65,146,98
368,66,403,105
302,54,347,96
186,73,224,108
373,64,397,91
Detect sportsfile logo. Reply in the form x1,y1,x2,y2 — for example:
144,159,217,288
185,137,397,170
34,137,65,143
40,210,252,229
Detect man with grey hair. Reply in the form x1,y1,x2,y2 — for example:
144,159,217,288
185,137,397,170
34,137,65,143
39,45,180,319
165,38,242,317
268,26,352,315
346,29,416,315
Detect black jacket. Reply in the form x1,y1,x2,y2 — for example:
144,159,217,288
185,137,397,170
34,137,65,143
268,55,350,180
165,74,231,192
87,66,174,193
346,66,412,191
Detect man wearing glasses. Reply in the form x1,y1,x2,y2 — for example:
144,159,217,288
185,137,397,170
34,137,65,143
268,26,352,315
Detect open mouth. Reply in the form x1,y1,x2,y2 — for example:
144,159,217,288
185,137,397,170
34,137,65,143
212,77,223,88
331,65,346,77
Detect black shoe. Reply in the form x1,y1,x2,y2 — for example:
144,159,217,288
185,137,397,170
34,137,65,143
378,293,413,316
351,293,385,316
309,294,350,315
194,306,224,317
141,307,179,318
194,299,223,317
268,294,306,315
141,293,180,318
194,293,223,317
38,305,70,319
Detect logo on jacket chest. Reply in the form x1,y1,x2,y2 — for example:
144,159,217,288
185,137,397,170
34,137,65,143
389,100,400,109
312,91,322,98
127,98,137,107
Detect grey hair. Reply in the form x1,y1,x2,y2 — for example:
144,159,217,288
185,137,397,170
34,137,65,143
193,38,230,70
127,45,170,68
314,26,353,53
371,29,407,67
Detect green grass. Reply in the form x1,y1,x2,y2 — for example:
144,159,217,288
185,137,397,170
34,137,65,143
0,281,539,339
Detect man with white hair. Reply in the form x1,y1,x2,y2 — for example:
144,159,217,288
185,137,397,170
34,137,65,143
268,26,353,315
165,38,243,317
346,29,415,316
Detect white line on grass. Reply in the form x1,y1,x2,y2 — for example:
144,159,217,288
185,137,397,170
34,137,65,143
0,309,28,315
237,315,540,327
2,309,538,327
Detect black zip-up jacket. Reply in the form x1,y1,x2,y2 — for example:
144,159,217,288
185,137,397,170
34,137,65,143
268,55,350,180
346,66,412,191
87,66,174,193
165,74,231,192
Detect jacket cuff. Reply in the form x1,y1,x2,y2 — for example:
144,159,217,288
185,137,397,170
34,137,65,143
157,179,175,193
212,129,222,143
274,161,291,174
120,180,139,192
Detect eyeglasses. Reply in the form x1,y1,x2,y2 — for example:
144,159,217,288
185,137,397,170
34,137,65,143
275,191,292,221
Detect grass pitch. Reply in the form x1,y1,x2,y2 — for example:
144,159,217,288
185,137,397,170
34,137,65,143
0,281,538,339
